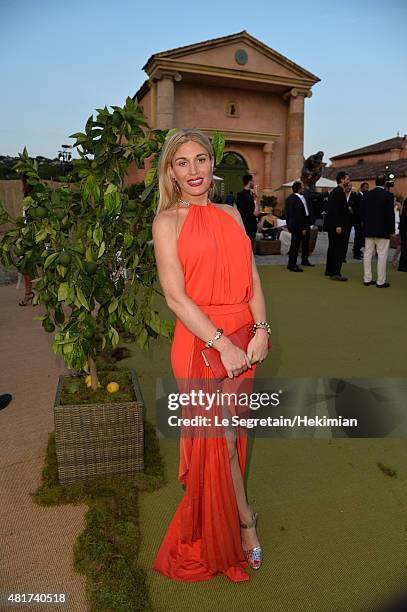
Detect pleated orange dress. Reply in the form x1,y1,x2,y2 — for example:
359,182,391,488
152,201,257,583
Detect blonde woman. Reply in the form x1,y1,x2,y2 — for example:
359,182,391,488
152,128,271,582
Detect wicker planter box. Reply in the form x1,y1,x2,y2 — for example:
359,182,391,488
256,239,281,255
54,369,144,484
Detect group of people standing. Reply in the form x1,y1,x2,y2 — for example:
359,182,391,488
230,170,406,286
323,171,405,286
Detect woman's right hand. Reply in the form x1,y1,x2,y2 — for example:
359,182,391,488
218,339,252,378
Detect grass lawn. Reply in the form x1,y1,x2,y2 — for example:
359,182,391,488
120,263,407,612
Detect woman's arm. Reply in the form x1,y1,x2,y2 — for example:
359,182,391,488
228,207,270,363
152,212,251,375
248,252,267,324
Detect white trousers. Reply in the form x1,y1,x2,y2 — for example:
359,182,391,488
363,237,390,285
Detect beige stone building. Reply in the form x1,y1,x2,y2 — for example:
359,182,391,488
128,31,320,205
324,135,407,198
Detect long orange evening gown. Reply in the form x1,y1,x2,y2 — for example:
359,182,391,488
152,201,257,582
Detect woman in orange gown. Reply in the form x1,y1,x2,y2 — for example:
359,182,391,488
152,129,271,582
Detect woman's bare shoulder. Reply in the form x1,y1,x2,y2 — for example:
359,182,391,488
213,203,245,227
152,207,177,233
212,203,237,218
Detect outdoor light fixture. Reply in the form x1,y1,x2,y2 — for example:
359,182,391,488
384,165,396,188
57,144,72,176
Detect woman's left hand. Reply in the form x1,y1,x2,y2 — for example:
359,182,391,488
246,329,270,365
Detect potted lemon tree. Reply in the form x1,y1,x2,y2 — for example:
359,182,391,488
0,99,172,484
0,103,226,484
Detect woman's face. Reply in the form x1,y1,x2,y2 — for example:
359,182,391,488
169,140,213,200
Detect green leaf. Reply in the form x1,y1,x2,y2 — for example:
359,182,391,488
35,228,49,243
110,326,119,347
55,337,76,346
105,183,117,195
56,265,67,278
124,233,133,249
160,319,175,338
144,167,156,188
44,252,59,270
108,298,118,314
83,174,100,203
62,343,74,356
140,184,154,202
93,225,103,246
165,128,178,141
137,328,148,349
149,311,161,334
98,241,106,258
58,283,69,301
76,287,90,310
212,132,225,166
104,190,121,214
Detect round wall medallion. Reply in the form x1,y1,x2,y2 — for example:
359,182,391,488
235,49,248,65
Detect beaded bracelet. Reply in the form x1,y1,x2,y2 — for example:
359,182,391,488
205,327,224,348
253,321,271,335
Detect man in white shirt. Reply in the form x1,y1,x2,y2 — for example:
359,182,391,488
362,174,395,287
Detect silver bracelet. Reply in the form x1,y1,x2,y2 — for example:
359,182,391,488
253,321,271,335
205,327,223,348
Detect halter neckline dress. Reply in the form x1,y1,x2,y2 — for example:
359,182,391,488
152,201,257,582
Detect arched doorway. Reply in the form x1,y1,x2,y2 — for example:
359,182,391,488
215,151,249,201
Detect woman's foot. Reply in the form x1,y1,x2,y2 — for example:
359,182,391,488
19,291,34,306
240,507,262,569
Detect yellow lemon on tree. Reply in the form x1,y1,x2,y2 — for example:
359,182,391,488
107,382,119,393
85,375,101,389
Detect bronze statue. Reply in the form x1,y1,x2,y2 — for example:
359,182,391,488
301,151,326,191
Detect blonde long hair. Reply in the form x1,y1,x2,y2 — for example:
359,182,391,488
156,128,214,213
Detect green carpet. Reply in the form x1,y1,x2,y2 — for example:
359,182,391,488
121,264,407,612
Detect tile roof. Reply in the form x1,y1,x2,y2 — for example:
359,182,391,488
330,136,405,160
323,158,407,181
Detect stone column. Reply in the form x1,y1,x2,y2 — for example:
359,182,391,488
262,143,274,197
284,88,311,182
153,71,182,130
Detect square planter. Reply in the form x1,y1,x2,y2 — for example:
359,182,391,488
256,238,281,255
54,369,144,484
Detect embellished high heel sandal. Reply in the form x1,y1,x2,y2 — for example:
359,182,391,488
240,508,263,570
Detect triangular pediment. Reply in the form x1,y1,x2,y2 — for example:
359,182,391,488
143,31,319,85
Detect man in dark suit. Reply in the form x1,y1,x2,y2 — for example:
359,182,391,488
284,180,314,271
324,171,352,281
236,174,258,251
351,182,369,259
342,182,355,262
362,174,395,288
398,198,407,272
